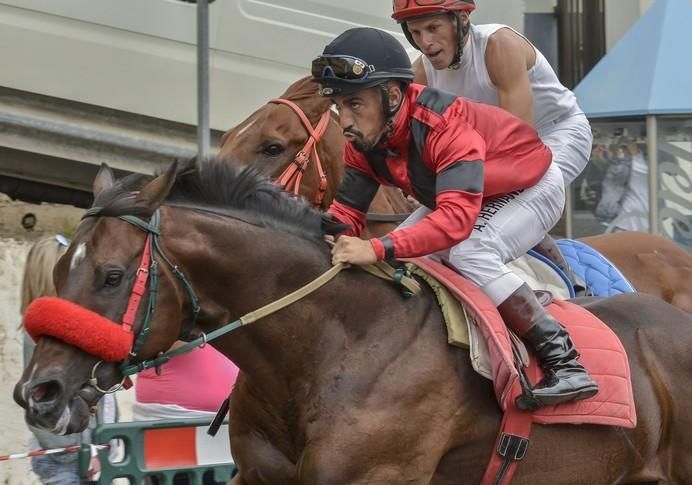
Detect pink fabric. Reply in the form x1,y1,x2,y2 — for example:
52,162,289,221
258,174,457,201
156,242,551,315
406,257,637,429
136,345,239,413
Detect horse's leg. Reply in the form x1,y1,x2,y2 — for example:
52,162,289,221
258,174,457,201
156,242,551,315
298,431,444,485
229,475,247,485
227,378,299,485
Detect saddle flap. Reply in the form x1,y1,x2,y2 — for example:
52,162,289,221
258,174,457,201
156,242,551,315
403,257,519,404
404,257,637,429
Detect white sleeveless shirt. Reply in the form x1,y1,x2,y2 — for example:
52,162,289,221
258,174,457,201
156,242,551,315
422,24,583,136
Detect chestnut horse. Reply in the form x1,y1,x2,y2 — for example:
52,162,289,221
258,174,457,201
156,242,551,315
218,76,413,237
219,76,692,312
583,231,692,313
15,161,692,484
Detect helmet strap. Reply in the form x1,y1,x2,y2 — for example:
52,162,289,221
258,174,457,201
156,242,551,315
369,83,404,148
401,22,421,52
448,13,470,70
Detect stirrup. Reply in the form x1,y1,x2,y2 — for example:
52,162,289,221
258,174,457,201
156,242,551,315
515,389,542,411
513,359,543,411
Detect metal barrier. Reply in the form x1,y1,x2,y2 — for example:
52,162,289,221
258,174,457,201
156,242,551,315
80,418,236,484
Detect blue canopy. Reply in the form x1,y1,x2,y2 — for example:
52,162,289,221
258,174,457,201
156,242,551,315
574,0,692,118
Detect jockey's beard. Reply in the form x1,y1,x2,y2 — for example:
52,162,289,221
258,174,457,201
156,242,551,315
344,128,379,153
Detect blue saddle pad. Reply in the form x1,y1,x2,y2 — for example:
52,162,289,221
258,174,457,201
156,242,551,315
556,239,636,296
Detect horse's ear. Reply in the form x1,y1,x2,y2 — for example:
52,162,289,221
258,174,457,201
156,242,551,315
93,164,114,198
135,161,178,211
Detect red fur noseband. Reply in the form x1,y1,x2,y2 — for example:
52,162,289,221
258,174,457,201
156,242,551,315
24,297,134,362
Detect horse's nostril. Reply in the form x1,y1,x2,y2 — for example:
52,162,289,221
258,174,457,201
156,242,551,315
30,381,61,404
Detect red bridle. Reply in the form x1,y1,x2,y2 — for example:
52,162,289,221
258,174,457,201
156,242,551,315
269,98,331,207
122,232,152,334
23,235,153,363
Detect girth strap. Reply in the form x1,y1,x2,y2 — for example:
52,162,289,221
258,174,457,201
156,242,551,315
480,352,533,485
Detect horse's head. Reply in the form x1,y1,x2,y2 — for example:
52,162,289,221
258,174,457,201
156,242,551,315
14,163,187,434
218,76,344,207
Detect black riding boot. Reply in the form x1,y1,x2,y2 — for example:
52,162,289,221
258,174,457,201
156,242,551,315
532,234,579,287
498,283,599,407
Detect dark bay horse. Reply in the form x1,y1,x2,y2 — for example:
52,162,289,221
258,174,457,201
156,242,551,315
217,75,413,237
218,76,692,313
15,161,692,484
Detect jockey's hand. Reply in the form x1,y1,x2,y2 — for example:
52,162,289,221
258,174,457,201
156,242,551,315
331,236,377,266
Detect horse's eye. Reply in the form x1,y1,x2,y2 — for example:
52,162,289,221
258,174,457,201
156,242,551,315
262,144,284,157
104,270,123,287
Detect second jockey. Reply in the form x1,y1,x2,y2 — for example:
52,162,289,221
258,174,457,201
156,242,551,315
392,0,593,279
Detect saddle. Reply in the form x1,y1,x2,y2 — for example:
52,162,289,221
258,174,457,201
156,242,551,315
403,256,636,485
508,239,636,298
556,239,637,295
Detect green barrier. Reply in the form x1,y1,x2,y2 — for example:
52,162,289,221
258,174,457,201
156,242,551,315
80,418,236,484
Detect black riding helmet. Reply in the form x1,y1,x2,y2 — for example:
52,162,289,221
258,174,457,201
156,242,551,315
312,28,414,127
312,28,414,101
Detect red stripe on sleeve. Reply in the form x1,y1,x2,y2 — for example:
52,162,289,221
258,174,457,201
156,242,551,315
388,190,483,258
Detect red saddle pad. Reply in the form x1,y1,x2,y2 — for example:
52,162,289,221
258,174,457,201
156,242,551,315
406,257,636,428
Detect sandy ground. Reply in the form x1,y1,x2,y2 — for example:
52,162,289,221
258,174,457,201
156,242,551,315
0,196,135,484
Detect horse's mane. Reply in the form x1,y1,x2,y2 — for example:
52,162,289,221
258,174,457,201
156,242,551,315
21,236,68,314
93,159,345,240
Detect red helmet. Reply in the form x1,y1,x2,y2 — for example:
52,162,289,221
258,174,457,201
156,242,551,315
391,0,475,23
392,0,475,69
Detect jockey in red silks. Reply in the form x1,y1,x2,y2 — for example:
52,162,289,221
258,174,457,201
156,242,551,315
391,0,593,280
312,27,598,408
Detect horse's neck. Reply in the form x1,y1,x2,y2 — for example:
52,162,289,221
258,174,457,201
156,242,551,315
165,208,334,378
163,207,433,396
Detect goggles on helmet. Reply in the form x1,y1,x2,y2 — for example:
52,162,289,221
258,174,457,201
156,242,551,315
311,55,376,81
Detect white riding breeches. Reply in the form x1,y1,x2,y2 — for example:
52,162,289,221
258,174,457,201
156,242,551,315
539,113,593,186
397,163,565,306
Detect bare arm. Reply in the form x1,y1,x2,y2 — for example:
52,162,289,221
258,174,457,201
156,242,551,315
413,56,428,85
485,28,535,125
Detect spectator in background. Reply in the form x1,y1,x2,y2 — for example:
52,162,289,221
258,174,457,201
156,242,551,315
590,137,649,232
612,139,649,232
593,142,632,225
21,234,118,484
578,143,609,210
